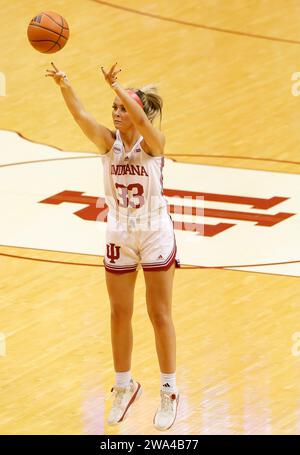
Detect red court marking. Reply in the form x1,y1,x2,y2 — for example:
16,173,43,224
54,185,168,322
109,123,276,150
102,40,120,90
165,154,300,167
0,250,299,273
1,129,300,168
0,129,299,272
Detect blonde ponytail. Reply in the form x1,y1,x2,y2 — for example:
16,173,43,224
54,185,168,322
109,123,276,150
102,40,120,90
128,84,163,127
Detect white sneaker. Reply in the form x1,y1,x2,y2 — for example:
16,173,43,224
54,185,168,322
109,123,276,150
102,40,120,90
153,391,179,431
107,379,142,425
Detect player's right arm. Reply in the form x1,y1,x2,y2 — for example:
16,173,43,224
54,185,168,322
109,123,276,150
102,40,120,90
45,63,114,154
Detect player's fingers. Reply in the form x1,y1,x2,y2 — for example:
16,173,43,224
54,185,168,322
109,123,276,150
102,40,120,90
108,62,118,75
51,61,59,71
112,73,118,80
46,69,56,73
101,66,108,78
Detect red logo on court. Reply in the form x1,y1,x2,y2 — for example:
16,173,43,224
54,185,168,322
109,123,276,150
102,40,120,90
106,243,121,263
39,189,295,237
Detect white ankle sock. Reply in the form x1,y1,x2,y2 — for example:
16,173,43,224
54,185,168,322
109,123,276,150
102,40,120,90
160,372,177,394
115,371,131,388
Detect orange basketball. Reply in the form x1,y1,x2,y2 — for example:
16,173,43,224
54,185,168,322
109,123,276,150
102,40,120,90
27,11,69,54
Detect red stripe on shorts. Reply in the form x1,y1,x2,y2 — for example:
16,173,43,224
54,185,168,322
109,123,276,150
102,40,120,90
142,245,176,271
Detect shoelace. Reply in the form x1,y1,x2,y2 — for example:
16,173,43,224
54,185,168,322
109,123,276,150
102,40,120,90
160,392,176,413
112,388,126,407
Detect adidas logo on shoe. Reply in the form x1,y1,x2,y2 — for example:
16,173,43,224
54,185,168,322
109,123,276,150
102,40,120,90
162,383,170,388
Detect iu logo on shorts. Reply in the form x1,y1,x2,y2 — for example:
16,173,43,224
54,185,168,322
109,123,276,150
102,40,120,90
106,243,121,263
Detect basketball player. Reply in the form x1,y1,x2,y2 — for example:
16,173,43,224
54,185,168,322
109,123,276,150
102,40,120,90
46,62,180,431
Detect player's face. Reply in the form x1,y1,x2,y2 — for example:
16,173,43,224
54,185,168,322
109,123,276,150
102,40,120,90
112,97,133,130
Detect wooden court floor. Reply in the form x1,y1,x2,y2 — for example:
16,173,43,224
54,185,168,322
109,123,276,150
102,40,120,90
0,0,300,435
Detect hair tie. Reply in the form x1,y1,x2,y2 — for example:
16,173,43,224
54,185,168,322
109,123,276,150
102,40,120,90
136,89,145,99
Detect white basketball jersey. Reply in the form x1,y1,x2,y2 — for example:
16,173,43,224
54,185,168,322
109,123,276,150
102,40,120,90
101,130,168,221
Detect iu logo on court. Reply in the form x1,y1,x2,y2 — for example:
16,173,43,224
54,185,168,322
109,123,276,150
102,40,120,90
2,129,299,276
106,243,121,263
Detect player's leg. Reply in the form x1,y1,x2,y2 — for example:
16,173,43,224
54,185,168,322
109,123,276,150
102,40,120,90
105,269,142,425
143,262,179,430
105,269,138,372
104,218,139,374
141,213,179,377
143,262,176,374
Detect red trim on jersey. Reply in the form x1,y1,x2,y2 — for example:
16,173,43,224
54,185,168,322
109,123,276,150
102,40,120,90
142,244,177,271
104,266,138,274
142,256,176,272
104,260,138,274
141,245,175,267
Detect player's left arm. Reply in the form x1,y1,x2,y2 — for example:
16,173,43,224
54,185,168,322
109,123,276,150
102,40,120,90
101,64,165,156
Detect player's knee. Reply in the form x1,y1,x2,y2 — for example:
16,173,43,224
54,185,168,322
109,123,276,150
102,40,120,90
110,303,133,323
147,306,171,328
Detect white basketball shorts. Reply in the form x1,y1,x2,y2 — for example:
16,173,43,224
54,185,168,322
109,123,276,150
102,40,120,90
104,210,180,273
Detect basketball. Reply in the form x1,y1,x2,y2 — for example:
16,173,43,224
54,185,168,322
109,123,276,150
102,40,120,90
27,11,69,54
